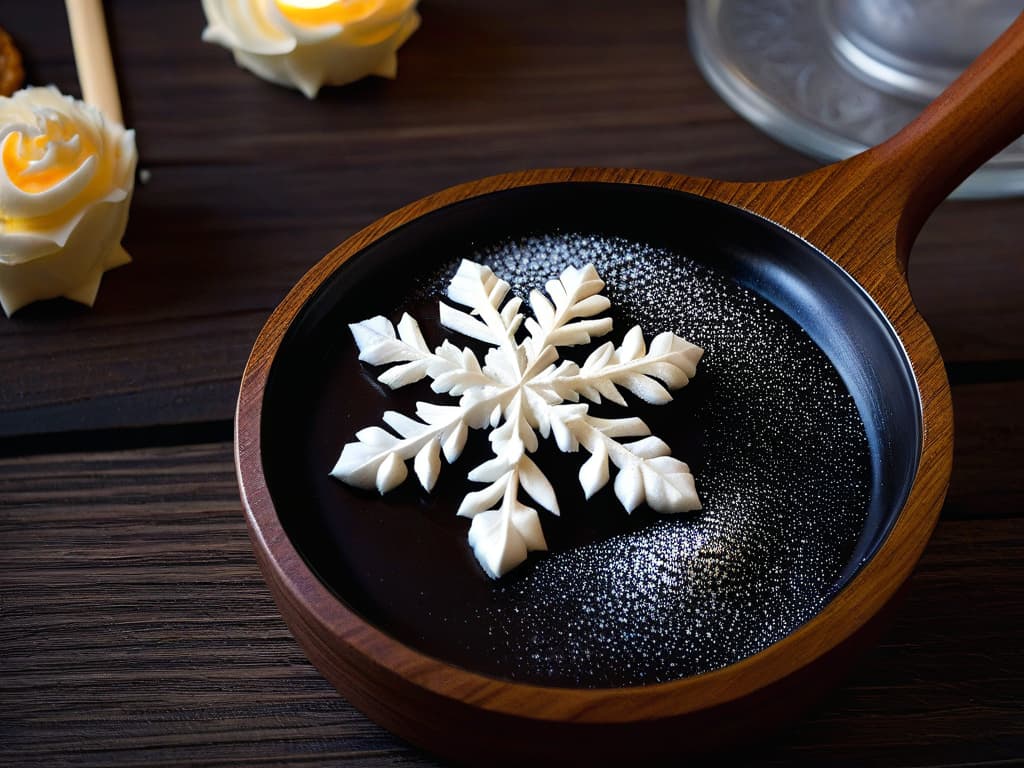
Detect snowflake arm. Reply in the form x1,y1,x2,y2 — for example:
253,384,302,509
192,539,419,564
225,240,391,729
523,263,614,356
450,388,560,576
439,260,524,374
330,404,469,493
456,442,559,578
544,326,703,406
349,313,495,394
461,462,549,580
551,405,701,514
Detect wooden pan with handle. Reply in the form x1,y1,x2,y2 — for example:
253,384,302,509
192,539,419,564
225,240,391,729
235,12,1024,765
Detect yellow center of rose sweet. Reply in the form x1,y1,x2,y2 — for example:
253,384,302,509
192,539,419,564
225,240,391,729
2,111,94,195
274,0,382,27
0,106,123,238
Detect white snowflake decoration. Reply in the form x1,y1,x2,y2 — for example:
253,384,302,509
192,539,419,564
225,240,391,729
331,259,704,578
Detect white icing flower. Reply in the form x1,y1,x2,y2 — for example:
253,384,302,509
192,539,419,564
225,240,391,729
201,0,421,98
332,260,704,579
0,86,136,316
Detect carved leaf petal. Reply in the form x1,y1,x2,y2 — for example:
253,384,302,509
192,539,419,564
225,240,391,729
378,360,432,389
439,302,496,345
460,389,499,429
619,373,673,404
353,425,397,448
467,500,547,579
550,415,576,452
595,378,627,406
489,406,538,456
488,403,503,428
546,317,614,347
348,316,395,359
447,260,506,308
523,386,553,439
414,439,442,491
441,420,468,462
396,313,429,351
625,436,672,459
528,289,555,328
582,341,615,370
619,325,645,360
468,456,511,483
350,316,413,363
375,452,407,494
467,508,525,579
457,474,509,519
500,296,524,332
416,342,494,395
382,410,431,439
649,331,703,382
586,416,650,439
518,456,559,515
331,441,384,489
579,438,609,499
571,294,611,317
640,456,701,513
510,502,547,552
613,463,645,513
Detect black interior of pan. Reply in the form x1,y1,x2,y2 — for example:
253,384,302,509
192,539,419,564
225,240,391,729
260,182,921,688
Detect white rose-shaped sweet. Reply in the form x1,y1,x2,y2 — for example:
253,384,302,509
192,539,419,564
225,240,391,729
201,0,421,98
0,86,136,316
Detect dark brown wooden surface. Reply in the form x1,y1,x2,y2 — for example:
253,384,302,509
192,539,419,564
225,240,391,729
1,1,1021,765
2,433,1021,767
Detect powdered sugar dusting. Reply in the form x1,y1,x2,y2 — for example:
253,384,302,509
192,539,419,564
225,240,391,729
411,232,870,687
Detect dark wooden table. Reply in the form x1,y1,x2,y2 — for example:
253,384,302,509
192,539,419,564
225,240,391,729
2,2,1021,765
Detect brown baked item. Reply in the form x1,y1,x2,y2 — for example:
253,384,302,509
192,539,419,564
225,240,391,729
0,26,25,97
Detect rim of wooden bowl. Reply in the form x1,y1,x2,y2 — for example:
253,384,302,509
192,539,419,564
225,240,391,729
235,167,952,745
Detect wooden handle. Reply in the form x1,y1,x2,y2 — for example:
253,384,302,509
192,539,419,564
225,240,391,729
866,10,1024,241
65,0,123,125
715,12,1024,276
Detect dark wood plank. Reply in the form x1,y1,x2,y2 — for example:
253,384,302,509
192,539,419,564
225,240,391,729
763,514,1024,768
946,380,1024,519
0,0,1021,439
912,198,1024,364
1,440,1021,767
0,442,416,767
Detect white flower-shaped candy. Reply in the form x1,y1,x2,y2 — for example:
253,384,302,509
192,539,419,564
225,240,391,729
202,0,421,98
333,260,705,579
0,86,137,316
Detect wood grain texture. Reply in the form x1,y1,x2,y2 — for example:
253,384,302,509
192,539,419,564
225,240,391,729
1,0,1022,764
0,0,1021,439
233,16,1024,760
1,441,1021,767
